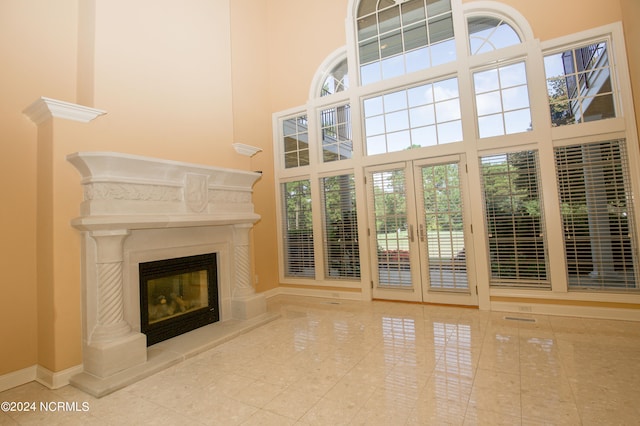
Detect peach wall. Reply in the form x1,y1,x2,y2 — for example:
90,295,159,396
0,0,78,376
266,0,350,112
229,0,279,292
465,0,623,41
620,0,640,150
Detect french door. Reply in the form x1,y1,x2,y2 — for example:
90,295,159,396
366,156,478,306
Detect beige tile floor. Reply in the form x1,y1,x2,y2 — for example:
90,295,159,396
1,295,640,425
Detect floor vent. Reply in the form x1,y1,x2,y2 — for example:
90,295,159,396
504,316,536,323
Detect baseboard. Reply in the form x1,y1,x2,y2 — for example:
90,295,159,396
276,286,363,301
491,300,640,321
0,365,36,393
36,364,84,390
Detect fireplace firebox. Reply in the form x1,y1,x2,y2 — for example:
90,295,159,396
139,253,219,346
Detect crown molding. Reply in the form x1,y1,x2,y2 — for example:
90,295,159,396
23,97,106,125
232,143,262,157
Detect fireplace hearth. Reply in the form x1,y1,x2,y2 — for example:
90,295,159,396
140,253,219,346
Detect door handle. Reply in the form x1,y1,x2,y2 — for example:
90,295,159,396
409,224,414,242
419,224,426,242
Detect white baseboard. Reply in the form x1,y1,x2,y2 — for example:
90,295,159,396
0,365,36,393
36,364,84,390
275,286,364,301
491,301,640,321
0,364,84,393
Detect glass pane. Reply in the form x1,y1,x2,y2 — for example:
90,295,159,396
437,120,462,143
283,180,314,277
404,23,428,51
367,134,387,155
499,62,527,88
408,83,434,106
372,169,412,288
476,91,502,116
386,110,410,132
321,104,352,162
478,114,504,138
410,104,436,127
402,0,426,25
364,96,384,116
360,39,380,64
428,14,454,44
434,77,459,101
384,91,408,112
411,125,437,147
474,69,499,94
357,15,378,41
378,6,401,34
360,62,381,85
421,163,468,291
480,151,548,287
426,0,451,17
322,174,360,279
555,140,638,290
380,30,403,58
387,130,411,152
405,46,430,73
430,39,456,66
357,0,377,17
436,98,461,122
544,41,615,127
147,271,208,324
468,16,520,55
366,115,385,136
321,58,349,97
504,108,532,134
502,85,530,111
381,54,405,80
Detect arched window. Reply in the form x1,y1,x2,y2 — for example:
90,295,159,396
467,15,521,54
356,0,456,85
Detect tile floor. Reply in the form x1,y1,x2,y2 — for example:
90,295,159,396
1,295,640,425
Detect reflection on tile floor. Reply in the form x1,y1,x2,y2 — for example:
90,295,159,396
2,295,640,425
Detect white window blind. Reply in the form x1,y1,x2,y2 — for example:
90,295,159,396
282,179,314,277
555,140,638,290
480,151,549,287
321,174,360,279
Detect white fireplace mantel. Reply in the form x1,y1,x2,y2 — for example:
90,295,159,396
66,151,271,397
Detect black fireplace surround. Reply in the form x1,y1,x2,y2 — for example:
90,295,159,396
139,253,219,346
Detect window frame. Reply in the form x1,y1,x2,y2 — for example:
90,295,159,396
272,1,640,309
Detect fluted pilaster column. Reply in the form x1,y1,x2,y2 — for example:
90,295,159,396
89,230,131,342
231,224,266,319
232,223,254,297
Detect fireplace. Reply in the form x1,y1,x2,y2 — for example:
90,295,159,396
66,151,270,397
139,253,219,346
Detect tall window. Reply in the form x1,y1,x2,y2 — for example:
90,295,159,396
555,140,637,289
321,174,360,279
282,180,314,278
480,151,548,287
